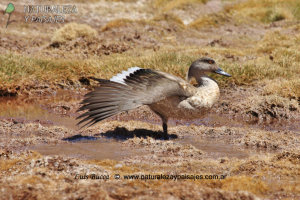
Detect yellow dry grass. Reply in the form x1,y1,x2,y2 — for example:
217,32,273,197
221,176,268,195
154,0,208,11
256,31,300,54
20,175,51,185
263,79,300,99
153,13,184,25
101,19,135,31
224,0,300,23
1,31,300,98
0,53,98,86
189,0,300,28
51,23,98,44
0,151,41,171
0,158,21,171
0,1,299,101
189,13,229,29
108,0,138,1
101,14,184,32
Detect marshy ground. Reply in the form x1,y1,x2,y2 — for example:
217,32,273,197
0,0,299,199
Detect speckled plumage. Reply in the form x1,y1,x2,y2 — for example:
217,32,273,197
149,76,220,120
77,57,230,138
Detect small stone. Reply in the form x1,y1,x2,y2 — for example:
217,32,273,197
114,164,123,168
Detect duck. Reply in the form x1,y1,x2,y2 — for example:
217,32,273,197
77,57,231,139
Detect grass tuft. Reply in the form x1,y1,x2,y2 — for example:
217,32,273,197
154,0,208,11
101,19,134,31
189,13,229,29
263,79,300,100
51,23,98,44
1,41,300,98
153,13,184,26
225,0,300,23
222,176,268,195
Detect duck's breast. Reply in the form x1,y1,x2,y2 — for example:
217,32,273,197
149,95,212,120
148,82,220,120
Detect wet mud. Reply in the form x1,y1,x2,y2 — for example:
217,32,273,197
0,90,299,199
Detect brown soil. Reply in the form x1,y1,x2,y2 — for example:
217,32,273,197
0,91,299,199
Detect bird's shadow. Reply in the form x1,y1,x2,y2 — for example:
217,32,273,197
62,134,98,142
98,127,178,140
63,127,178,142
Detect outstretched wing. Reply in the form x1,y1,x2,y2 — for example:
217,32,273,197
77,68,194,128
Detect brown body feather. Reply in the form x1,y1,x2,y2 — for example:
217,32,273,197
77,69,193,128
77,58,230,137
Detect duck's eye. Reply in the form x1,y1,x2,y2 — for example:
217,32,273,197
208,60,214,64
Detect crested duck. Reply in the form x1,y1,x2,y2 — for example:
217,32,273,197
77,57,231,138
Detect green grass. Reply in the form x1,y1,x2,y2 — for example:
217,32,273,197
1,40,299,96
0,54,98,86
218,58,299,86
1,0,300,98
1,26,300,98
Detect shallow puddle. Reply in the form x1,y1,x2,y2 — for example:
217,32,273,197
178,136,249,159
0,91,80,129
30,139,145,161
1,93,299,132
30,135,252,161
0,94,296,161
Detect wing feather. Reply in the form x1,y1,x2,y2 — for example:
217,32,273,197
77,68,194,128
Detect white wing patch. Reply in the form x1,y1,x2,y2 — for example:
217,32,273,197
110,67,141,85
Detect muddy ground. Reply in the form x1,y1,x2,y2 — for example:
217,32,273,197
0,0,300,199
0,91,299,200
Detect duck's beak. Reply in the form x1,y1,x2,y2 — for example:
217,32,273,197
214,68,231,77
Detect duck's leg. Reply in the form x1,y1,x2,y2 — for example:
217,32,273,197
163,122,168,135
150,108,170,139
161,118,169,140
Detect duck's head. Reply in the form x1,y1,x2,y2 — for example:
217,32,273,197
187,57,231,83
